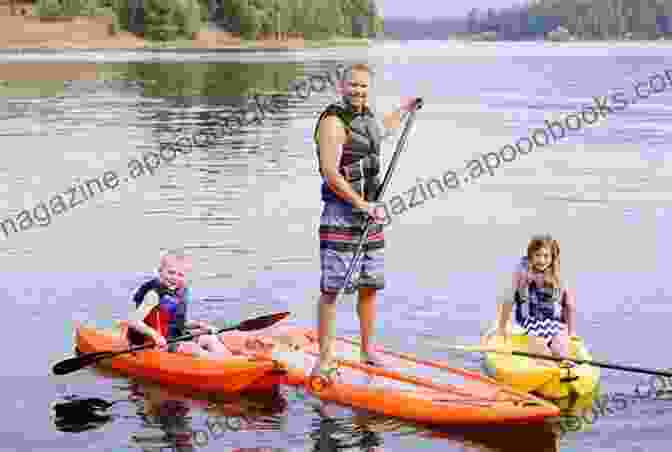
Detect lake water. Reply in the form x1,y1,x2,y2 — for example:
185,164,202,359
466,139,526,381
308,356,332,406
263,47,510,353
2,41,672,452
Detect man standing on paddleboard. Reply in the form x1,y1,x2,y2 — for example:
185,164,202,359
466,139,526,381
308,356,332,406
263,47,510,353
312,62,419,378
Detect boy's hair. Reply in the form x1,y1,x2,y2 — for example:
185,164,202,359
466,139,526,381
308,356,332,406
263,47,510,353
159,249,192,271
526,234,560,288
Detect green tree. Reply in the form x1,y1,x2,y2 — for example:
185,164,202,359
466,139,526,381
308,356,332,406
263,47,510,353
173,0,202,37
34,0,63,16
223,0,262,39
522,0,664,40
285,0,306,32
144,0,181,41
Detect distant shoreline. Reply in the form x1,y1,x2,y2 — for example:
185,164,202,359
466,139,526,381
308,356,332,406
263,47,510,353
0,14,371,53
0,4,373,52
0,36,371,52
381,36,672,46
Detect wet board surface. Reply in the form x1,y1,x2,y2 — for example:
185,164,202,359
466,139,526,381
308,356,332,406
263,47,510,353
238,328,507,403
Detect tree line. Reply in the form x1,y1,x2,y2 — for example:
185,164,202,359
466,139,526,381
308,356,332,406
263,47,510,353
26,0,382,41
216,0,382,40
467,0,672,40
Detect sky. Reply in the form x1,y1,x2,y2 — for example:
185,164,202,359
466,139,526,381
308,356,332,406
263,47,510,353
378,0,521,19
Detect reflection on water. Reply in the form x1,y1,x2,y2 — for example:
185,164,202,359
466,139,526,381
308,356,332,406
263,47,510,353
0,59,341,280
548,384,672,439
232,449,289,452
425,424,560,452
134,398,196,452
305,401,562,452
128,380,288,452
51,396,125,433
51,377,289,451
309,407,387,452
51,367,565,452
0,62,307,100
125,62,304,100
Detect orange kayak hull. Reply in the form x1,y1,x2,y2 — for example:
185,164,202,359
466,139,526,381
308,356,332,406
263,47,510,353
74,325,287,394
231,327,561,426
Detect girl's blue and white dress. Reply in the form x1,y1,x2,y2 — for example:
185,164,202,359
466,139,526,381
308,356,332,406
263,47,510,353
513,256,565,344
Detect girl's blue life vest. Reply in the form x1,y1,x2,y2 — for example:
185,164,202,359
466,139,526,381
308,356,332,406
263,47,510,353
127,278,191,347
513,256,566,325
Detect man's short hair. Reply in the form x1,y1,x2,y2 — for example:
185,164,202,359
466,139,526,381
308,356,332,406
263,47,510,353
342,63,375,82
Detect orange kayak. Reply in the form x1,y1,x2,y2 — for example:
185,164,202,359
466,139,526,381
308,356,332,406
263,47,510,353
225,327,561,426
74,324,288,394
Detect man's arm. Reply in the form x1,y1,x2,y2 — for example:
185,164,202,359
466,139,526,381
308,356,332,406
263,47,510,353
319,115,369,210
381,107,405,132
380,98,420,135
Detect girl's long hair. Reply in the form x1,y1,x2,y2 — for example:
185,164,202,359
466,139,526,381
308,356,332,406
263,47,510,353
526,234,561,288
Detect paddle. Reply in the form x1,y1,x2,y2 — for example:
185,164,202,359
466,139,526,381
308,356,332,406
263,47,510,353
52,311,290,376
337,97,424,298
426,340,672,378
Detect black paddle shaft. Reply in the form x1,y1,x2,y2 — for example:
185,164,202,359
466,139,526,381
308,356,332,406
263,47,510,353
337,98,424,297
510,350,672,378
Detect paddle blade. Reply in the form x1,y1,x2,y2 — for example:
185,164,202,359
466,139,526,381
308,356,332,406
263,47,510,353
52,351,113,376
234,312,290,332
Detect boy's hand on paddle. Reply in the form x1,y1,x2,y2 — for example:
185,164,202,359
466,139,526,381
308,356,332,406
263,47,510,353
197,321,218,335
152,333,167,348
205,325,219,335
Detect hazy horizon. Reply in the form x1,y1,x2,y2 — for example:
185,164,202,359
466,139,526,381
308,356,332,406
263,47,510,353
378,0,522,19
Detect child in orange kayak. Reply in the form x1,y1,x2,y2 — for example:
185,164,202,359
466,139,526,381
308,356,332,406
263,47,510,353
496,234,578,366
125,250,235,358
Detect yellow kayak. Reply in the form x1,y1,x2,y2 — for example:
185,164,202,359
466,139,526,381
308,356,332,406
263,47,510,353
481,325,600,401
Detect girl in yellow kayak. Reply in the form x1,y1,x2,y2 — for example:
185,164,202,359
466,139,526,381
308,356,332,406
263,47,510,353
496,234,578,366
